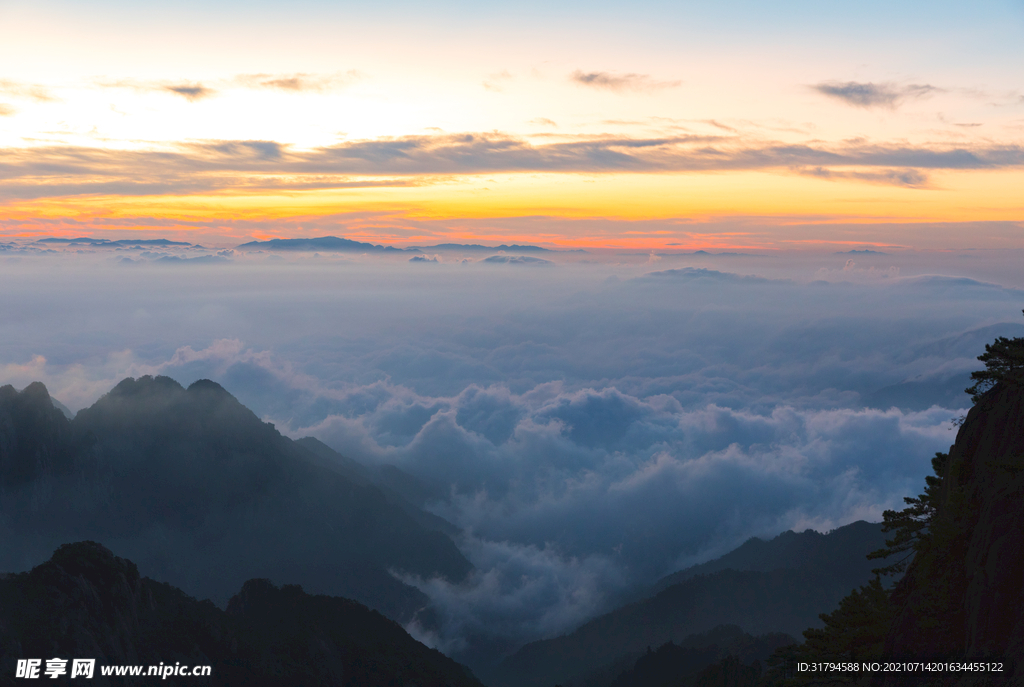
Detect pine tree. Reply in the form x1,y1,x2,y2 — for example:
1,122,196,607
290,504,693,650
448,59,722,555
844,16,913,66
866,452,948,577
964,309,1024,403
764,578,891,685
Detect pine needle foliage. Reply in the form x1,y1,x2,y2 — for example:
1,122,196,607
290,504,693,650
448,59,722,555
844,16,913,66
763,577,892,685
866,452,948,577
965,309,1024,403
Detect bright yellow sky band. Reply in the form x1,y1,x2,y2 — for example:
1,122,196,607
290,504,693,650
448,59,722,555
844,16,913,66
3,167,1022,250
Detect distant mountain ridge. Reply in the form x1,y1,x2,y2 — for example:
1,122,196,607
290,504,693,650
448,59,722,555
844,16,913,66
235,236,417,252
481,255,552,265
650,520,885,594
409,243,557,252
0,376,469,622
861,323,1024,412
35,237,195,246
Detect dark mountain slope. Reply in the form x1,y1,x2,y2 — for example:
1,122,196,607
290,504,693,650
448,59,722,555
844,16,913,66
652,520,886,594
0,541,483,687
578,625,791,687
495,522,885,687
0,377,469,620
295,436,459,537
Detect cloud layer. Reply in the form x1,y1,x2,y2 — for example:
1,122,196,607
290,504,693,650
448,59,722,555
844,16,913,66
1,132,1022,200
2,253,1019,653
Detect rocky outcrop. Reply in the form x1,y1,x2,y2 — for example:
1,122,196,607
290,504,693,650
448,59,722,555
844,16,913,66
883,382,1024,682
0,542,220,686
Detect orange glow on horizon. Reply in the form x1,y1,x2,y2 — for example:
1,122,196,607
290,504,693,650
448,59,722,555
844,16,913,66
1,168,1021,251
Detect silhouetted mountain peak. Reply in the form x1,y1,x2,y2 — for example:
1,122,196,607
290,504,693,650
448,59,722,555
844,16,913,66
0,381,60,422
103,375,241,406
18,381,53,405
181,379,257,423
37,541,144,618
102,375,248,416
77,375,270,449
186,378,231,396
47,540,137,581
225,578,307,618
0,381,73,486
108,374,185,398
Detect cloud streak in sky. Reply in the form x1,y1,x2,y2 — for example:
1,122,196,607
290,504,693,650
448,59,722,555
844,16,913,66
0,133,1021,199
96,72,355,101
0,79,57,102
798,166,931,188
234,72,359,92
96,78,217,101
163,83,215,101
571,70,681,92
812,81,939,108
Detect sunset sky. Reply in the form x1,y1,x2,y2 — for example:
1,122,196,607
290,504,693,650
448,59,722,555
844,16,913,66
1,0,1022,250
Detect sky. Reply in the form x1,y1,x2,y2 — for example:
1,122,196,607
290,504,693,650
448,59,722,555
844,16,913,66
1,0,1022,250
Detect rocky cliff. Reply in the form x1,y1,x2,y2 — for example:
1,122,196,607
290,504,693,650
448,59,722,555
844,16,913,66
882,381,1024,682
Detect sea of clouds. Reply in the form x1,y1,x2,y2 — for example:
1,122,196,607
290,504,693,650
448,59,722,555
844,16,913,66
2,245,1021,655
